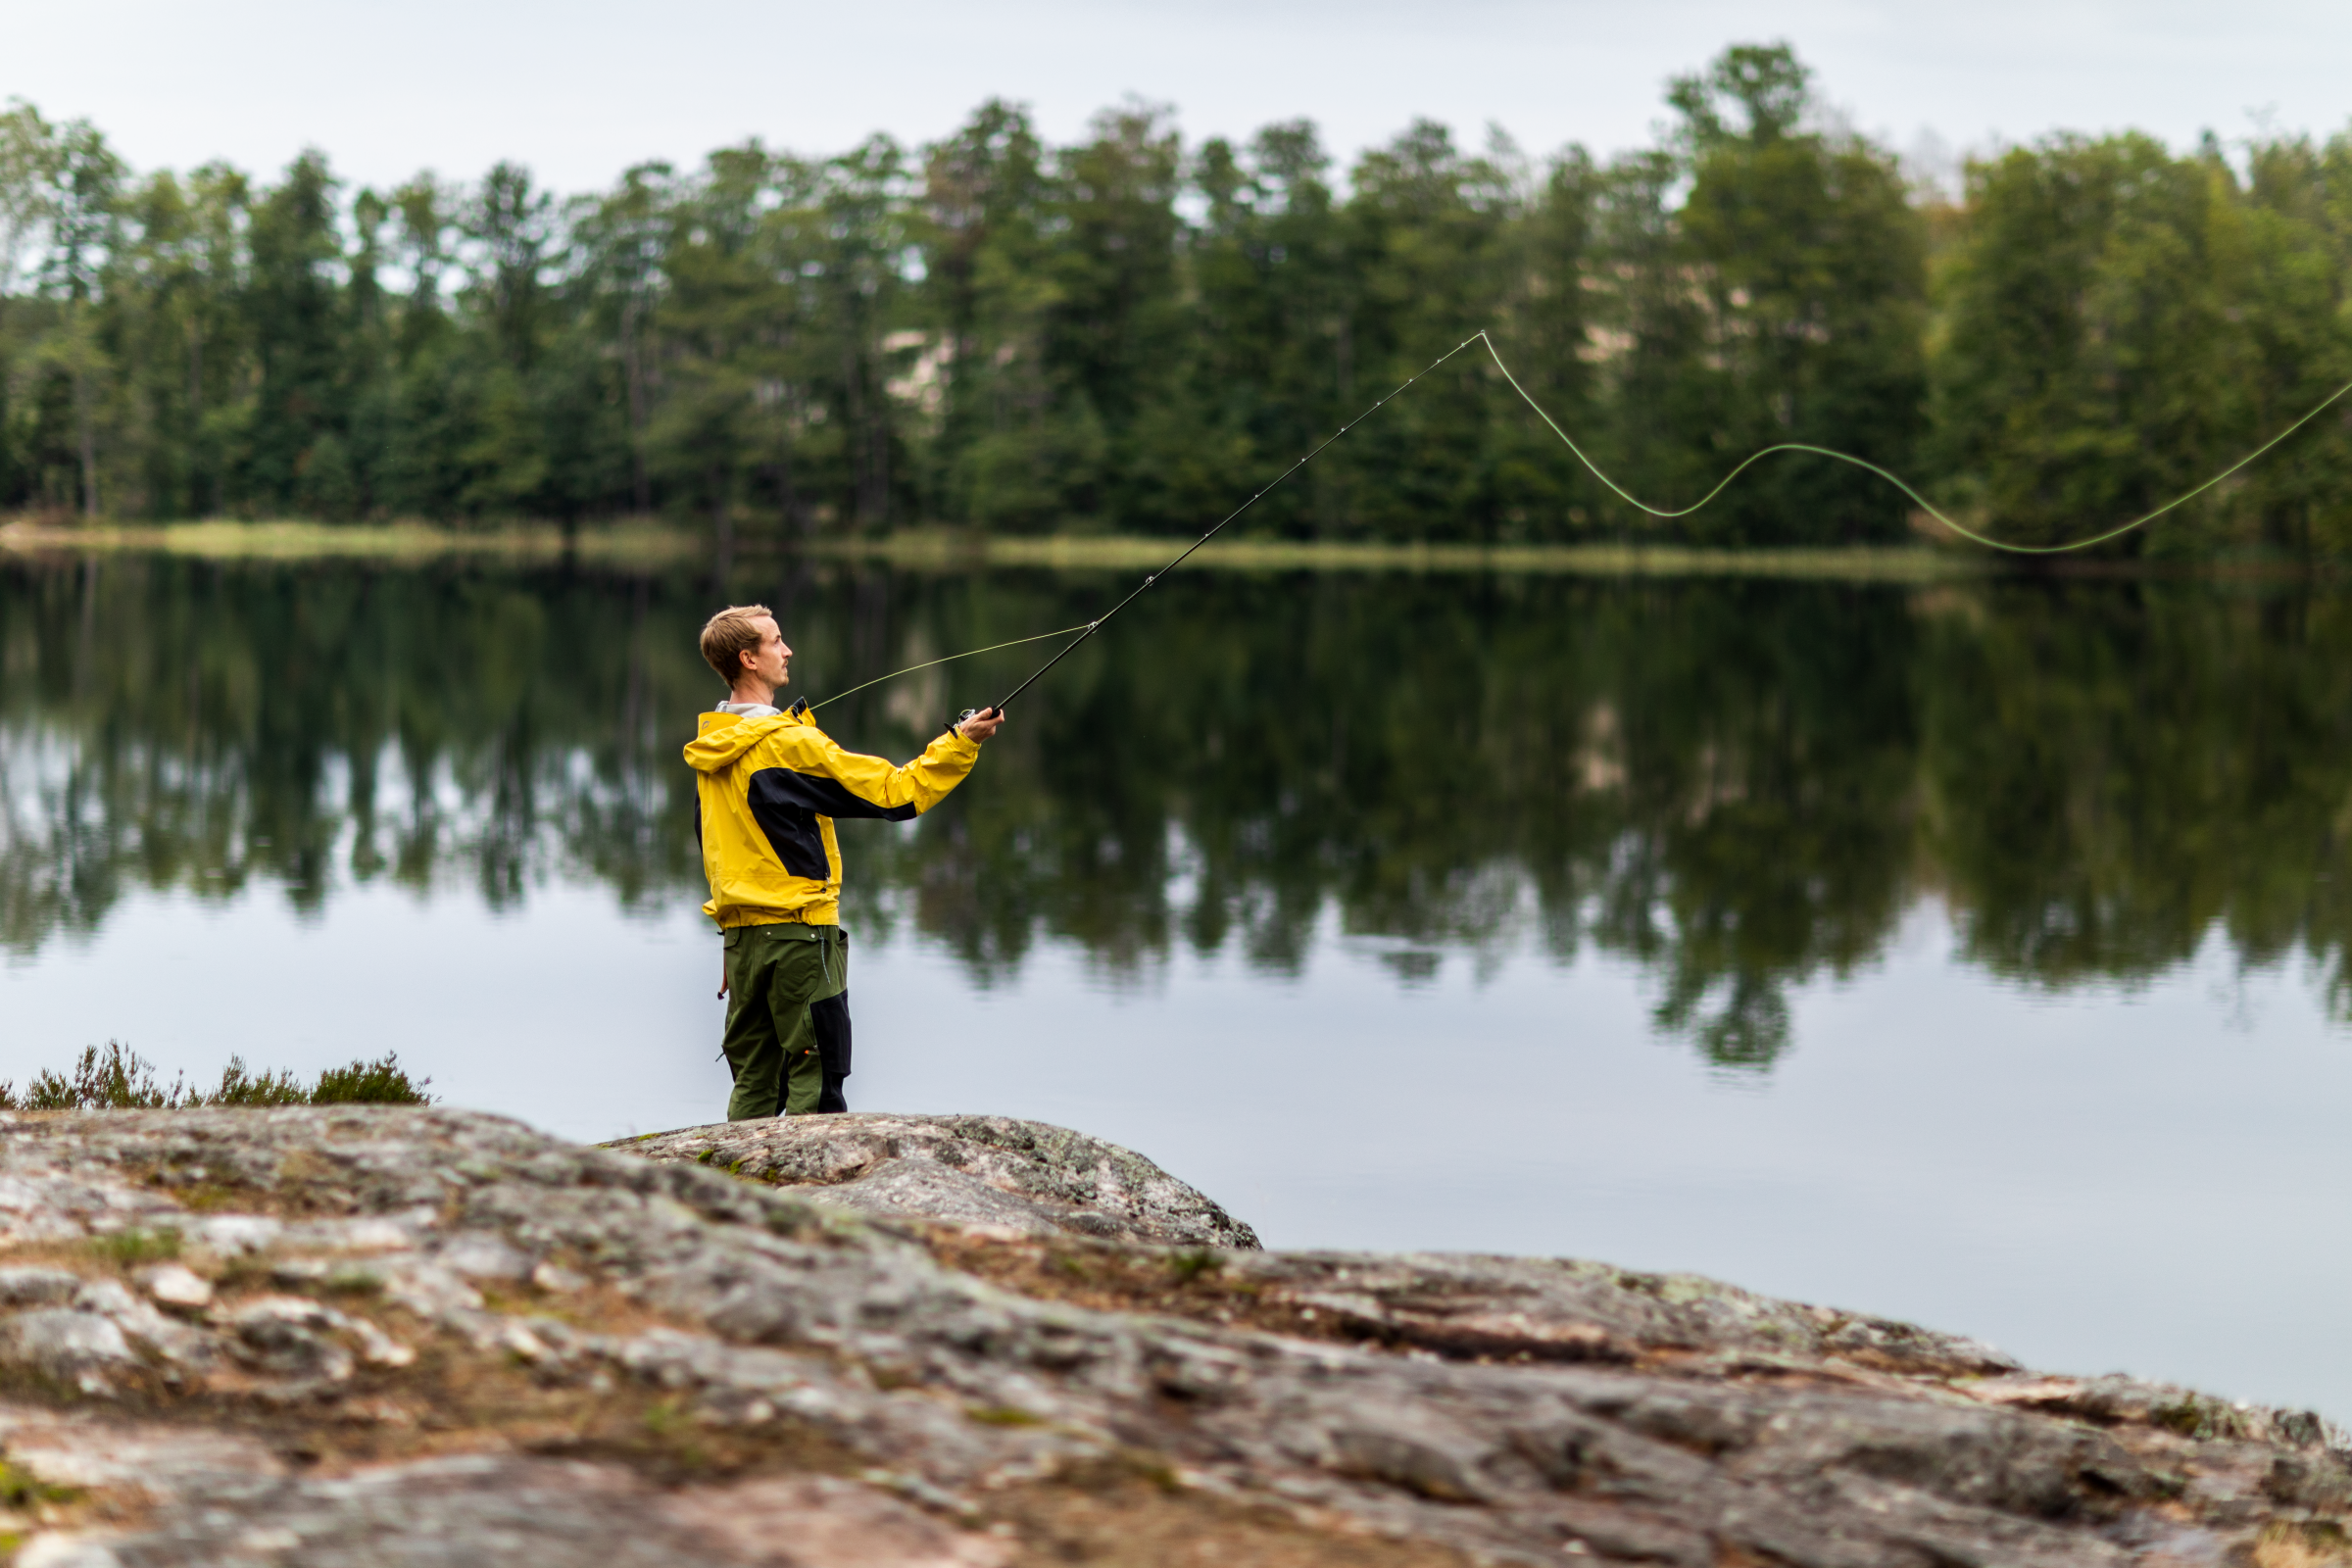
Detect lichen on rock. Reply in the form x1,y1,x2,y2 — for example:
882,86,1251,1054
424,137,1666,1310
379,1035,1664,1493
615,1112,1262,1249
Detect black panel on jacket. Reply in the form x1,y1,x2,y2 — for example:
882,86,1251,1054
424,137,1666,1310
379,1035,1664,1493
746,767,919,878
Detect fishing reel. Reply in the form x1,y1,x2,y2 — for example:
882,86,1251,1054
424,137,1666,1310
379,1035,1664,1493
946,706,1002,737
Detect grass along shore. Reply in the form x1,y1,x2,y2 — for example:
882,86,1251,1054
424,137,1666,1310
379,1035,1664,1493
1,514,1994,579
0,516,696,564
829,529,1987,579
22,517,2323,579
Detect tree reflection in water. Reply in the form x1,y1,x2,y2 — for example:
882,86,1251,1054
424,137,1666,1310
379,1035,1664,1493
3,555,2347,1069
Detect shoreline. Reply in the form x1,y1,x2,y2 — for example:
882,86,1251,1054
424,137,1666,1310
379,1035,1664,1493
818,530,1985,579
0,517,694,564
1,516,2337,581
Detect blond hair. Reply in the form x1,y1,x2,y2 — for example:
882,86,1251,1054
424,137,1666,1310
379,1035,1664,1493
699,604,774,686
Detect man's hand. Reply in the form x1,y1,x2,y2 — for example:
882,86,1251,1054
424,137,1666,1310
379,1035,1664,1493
956,707,1005,743
717,952,729,1001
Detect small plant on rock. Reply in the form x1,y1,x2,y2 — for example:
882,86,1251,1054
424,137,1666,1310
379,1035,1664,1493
206,1056,309,1105
0,1048,434,1109
311,1054,432,1104
90,1227,182,1265
14,1043,188,1110
1167,1248,1225,1284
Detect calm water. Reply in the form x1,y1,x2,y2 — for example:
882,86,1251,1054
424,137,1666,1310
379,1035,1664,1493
5,553,2350,1416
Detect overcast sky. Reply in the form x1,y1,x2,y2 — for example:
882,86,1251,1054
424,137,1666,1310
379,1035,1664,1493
4,0,2345,195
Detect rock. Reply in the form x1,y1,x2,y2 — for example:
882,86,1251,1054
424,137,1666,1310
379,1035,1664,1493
222,1296,357,1385
0,1268,81,1308
138,1265,213,1311
15,1454,1015,1568
1200,1250,2028,1374
0,1309,135,1393
437,1234,534,1280
0,1104,2327,1567
666,1474,1013,1567
612,1112,1261,1249
530,1261,586,1293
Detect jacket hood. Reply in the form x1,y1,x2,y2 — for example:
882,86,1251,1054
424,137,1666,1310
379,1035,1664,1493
684,707,806,772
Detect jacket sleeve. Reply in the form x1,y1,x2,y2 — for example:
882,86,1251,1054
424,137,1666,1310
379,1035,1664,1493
776,726,980,819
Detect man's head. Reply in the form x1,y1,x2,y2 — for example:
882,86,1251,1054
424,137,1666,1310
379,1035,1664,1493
700,604,792,701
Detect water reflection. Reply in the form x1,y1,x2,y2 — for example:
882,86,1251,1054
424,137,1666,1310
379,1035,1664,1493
3,554,2347,1068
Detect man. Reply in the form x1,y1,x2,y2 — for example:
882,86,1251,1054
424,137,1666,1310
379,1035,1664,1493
685,604,1002,1120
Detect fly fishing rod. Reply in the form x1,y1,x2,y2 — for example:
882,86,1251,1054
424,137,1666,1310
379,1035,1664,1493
941,334,1492,732
839,328,2352,731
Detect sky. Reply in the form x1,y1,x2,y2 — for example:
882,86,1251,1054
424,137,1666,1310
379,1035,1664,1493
2,0,2346,194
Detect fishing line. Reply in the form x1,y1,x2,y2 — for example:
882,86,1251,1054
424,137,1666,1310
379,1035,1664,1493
808,624,1091,712
818,329,2352,723
1469,331,2352,557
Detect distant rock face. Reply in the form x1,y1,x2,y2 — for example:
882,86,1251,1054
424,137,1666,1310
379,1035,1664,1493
615,1112,1262,1250
0,1104,2336,1567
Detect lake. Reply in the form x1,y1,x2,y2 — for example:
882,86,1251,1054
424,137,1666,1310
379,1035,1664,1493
5,549,2349,1420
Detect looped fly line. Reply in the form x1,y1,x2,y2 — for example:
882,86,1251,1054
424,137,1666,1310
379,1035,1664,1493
1472,330,2352,557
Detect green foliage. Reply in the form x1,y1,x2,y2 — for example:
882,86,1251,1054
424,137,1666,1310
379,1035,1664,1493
206,1055,310,1105
1929,129,2352,557
320,1269,385,1298
0,1457,81,1509
965,1405,1045,1426
311,1054,432,1104
1664,44,1929,544
20,1042,185,1108
1,41,2186,551
0,1045,432,1109
89,1227,180,1265
1167,1248,1225,1283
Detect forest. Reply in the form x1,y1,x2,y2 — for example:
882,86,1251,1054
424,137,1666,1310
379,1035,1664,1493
4,43,2352,556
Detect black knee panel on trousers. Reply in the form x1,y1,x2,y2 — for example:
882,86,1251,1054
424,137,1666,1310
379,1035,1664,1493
812,990,853,1114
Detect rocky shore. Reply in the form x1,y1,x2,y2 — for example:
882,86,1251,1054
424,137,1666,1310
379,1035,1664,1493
0,1105,2331,1566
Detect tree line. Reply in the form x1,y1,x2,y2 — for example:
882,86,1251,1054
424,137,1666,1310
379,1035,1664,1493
4,43,2350,555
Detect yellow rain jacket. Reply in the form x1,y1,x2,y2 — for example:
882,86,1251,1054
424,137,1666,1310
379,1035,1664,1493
684,704,980,929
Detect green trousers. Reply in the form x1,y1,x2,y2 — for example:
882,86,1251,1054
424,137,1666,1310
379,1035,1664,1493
719,923,848,1120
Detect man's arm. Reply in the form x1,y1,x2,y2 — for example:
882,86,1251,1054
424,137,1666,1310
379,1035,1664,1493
782,717,997,818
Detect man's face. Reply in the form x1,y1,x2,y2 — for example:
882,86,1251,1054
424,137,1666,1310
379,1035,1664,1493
738,615,792,692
